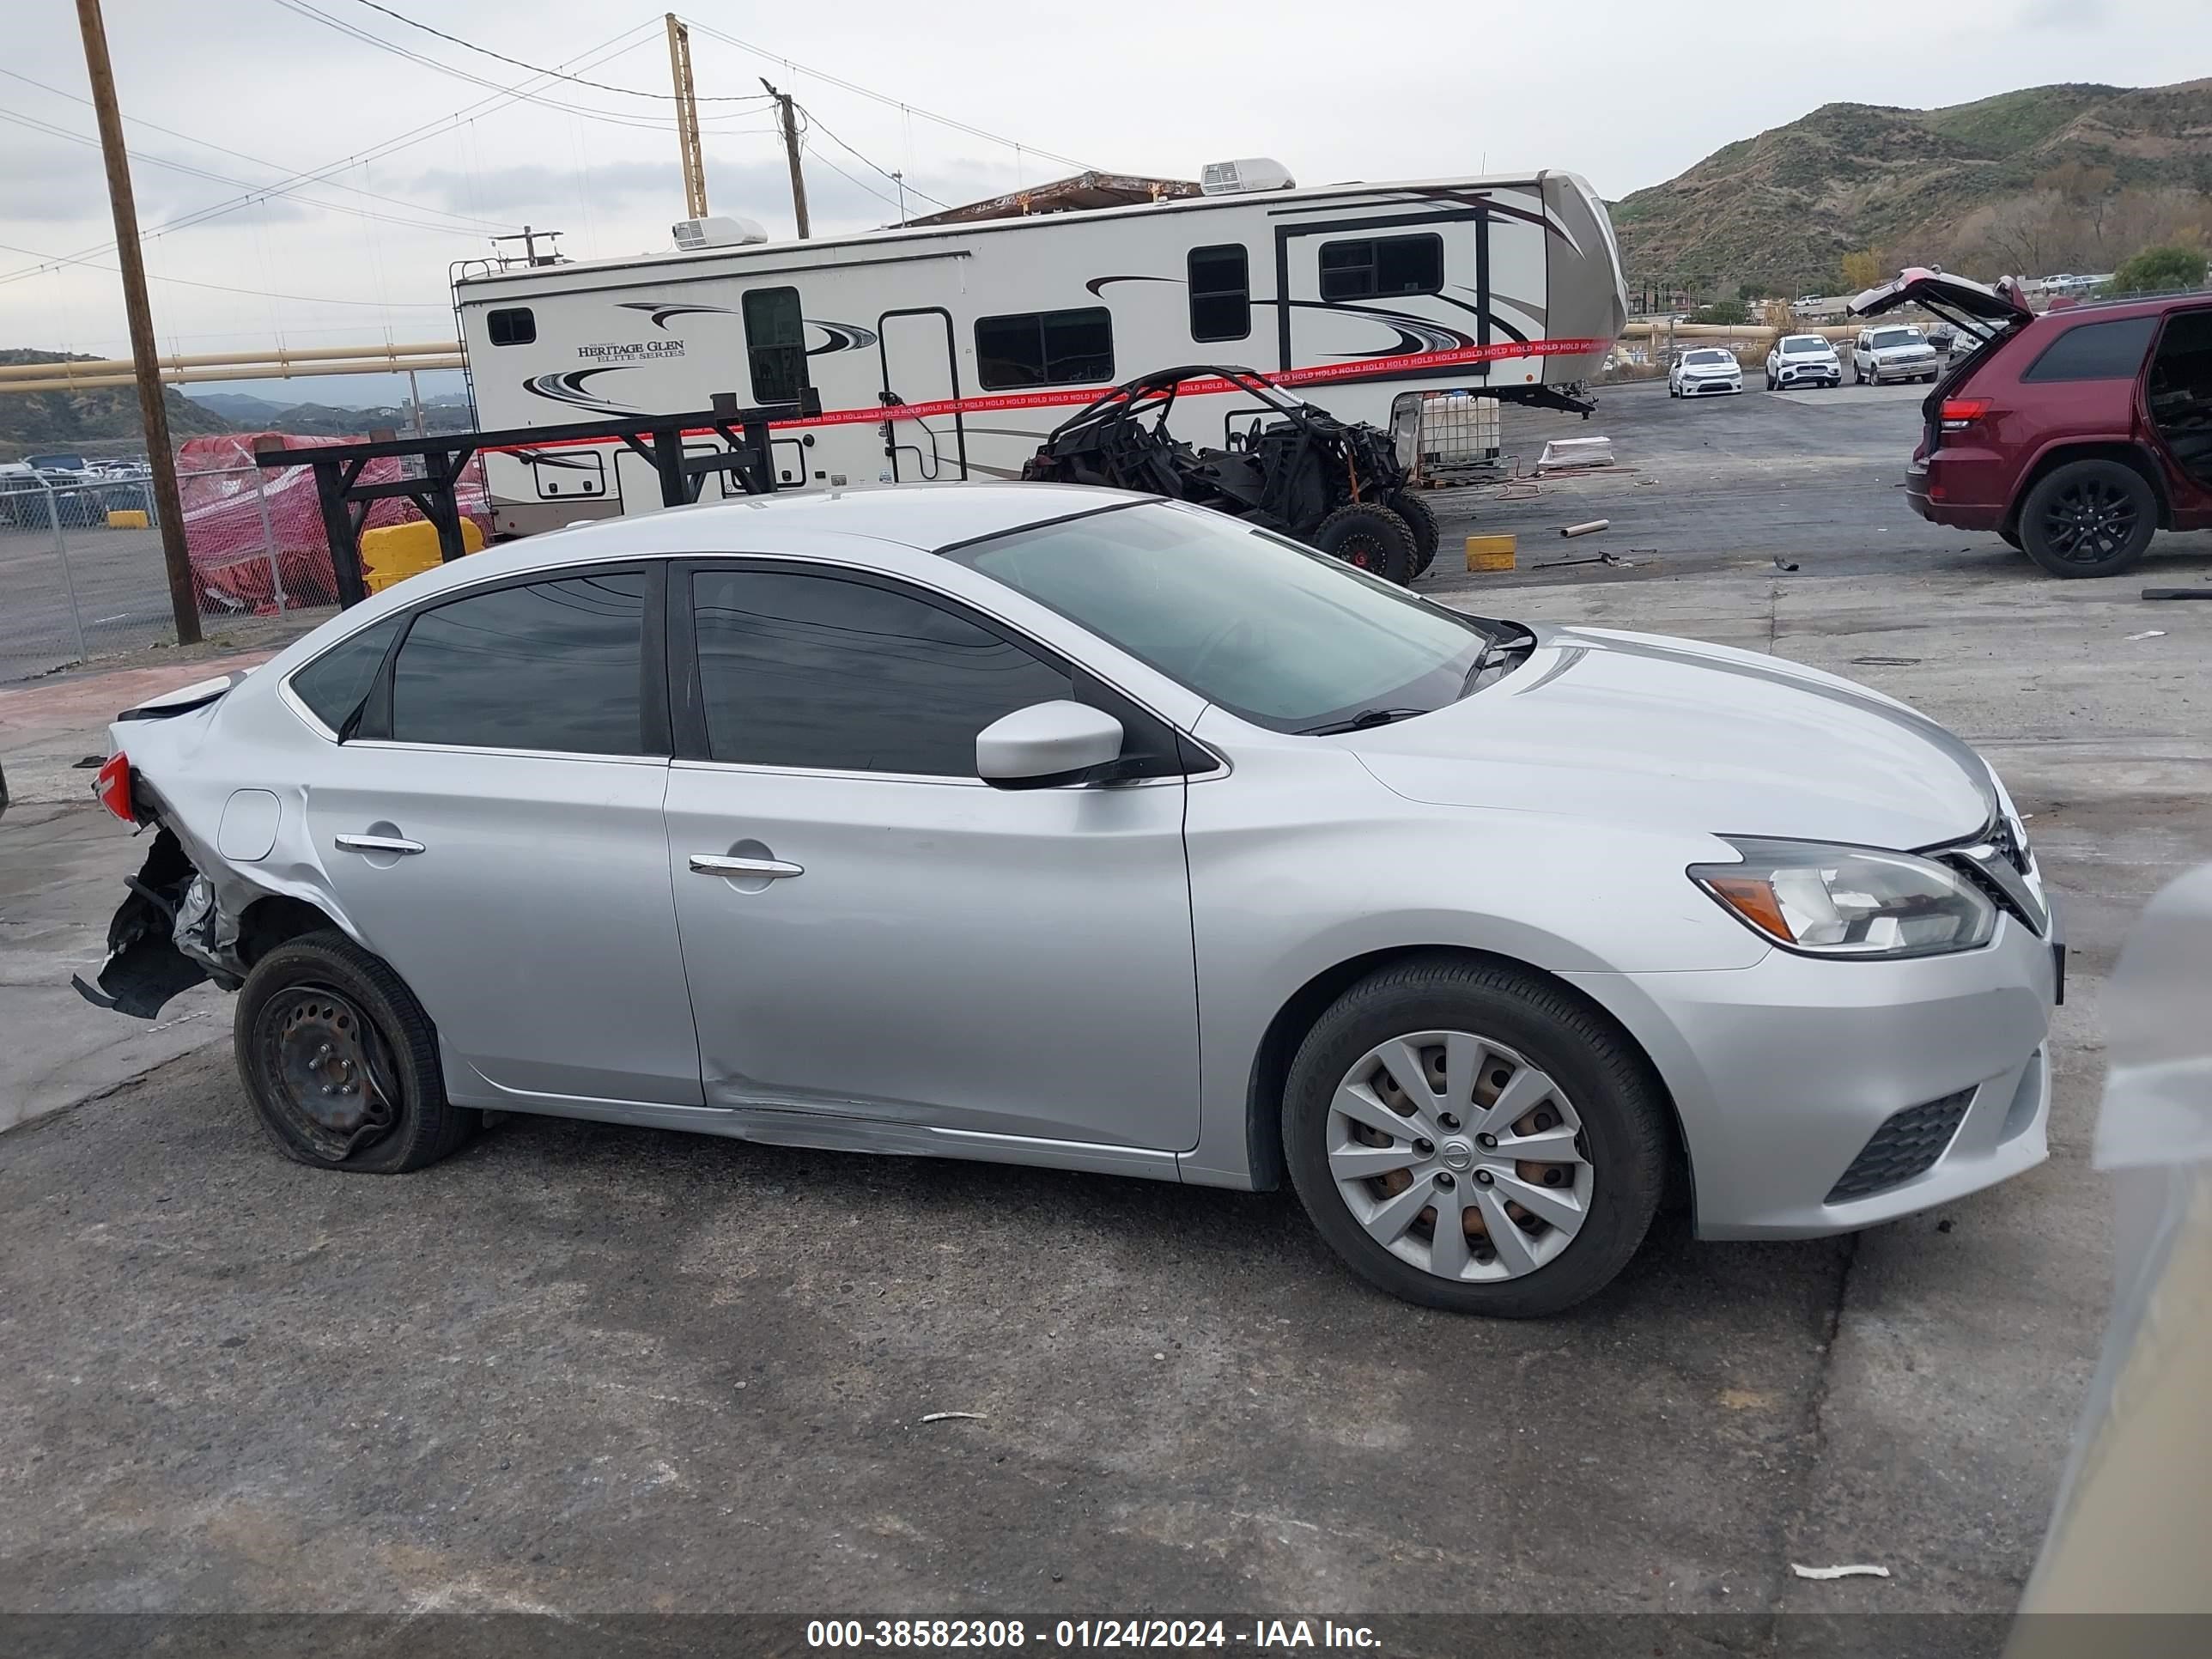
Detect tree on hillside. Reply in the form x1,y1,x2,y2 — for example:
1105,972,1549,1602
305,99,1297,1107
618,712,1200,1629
1840,250,1884,291
2109,244,2208,294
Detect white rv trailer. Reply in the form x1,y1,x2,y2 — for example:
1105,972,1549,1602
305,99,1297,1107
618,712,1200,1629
451,168,1628,538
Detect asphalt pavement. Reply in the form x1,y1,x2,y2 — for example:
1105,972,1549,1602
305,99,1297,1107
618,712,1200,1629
3,380,2209,1631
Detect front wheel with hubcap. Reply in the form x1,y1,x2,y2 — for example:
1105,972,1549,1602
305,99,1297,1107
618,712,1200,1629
1312,501,1418,585
234,929,475,1172
2017,459,2156,577
1284,957,1668,1316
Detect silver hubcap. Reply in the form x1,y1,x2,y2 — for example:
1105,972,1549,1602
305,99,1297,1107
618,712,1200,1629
1328,1030,1591,1282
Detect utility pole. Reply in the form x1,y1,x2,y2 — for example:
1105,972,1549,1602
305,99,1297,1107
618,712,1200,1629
763,80,811,239
75,0,198,646
665,14,708,220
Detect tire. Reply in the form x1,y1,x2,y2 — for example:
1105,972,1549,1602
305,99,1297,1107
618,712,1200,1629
1313,501,1418,585
1385,490,1440,576
1282,956,1668,1317
234,929,476,1172
2016,459,2157,578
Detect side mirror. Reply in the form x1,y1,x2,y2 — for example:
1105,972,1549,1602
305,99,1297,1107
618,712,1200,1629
976,700,1127,791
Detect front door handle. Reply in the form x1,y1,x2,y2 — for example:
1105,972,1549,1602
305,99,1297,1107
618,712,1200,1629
689,854,803,879
335,833,425,855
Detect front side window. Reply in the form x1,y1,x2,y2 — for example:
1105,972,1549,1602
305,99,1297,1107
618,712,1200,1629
690,569,1072,775
1188,244,1250,343
2021,316,2158,384
289,614,402,735
1318,234,1444,302
949,502,1491,732
390,572,647,755
974,307,1114,390
487,307,535,346
742,287,809,405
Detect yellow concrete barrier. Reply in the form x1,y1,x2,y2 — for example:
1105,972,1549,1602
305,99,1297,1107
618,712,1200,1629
1465,534,1516,572
362,516,485,595
106,508,149,530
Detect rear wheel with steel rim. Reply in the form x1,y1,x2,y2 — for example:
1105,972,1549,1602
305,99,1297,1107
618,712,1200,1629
2017,458,2156,578
1284,956,1668,1316
235,929,474,1172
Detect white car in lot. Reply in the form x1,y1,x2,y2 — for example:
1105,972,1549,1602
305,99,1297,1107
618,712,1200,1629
1851,324,1942,386
1668,348,1743,398
1765,334,1843,390
73,484,2061,1318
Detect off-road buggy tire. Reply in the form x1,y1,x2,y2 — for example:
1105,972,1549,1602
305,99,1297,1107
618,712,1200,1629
1314,503,1418,586
1387,491,1440,577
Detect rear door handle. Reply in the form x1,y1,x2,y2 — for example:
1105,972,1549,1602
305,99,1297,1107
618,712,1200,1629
689,854,803,879
335,833,425,855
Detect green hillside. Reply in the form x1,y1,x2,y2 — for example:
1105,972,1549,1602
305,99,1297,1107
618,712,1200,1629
0,349,233,459
1612,78,2212,295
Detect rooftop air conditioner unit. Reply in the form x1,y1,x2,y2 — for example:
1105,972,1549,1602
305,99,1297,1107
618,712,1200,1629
1200,158,1296,196
672,215,769,249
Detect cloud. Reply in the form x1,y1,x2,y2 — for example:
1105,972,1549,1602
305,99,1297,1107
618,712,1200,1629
2019,0,2110,28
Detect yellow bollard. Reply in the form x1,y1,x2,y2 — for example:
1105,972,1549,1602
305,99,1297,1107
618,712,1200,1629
1464,534,1516,572
106,508,149,530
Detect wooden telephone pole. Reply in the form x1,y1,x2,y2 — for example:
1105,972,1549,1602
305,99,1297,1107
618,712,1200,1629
665,14,708,219
75,0,199,646
762,80,811,240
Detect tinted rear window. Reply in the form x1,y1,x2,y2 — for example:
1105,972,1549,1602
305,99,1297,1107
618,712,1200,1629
289,614,401,734
2021,316,2157,384
390,573,647,754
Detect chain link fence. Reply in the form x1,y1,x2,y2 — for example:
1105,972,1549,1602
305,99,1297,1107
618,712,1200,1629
1,456,488,685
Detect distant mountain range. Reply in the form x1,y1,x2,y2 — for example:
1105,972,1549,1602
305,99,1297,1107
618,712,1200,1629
0,349,231,458
1611,78,2212,294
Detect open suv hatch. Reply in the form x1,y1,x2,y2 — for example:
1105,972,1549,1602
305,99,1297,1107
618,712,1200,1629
1854,268,2212,576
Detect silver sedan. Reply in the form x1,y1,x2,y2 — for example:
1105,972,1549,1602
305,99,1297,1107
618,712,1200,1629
77,486,2060,1316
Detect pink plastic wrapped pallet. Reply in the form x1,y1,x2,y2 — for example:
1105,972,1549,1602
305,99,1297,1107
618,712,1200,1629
178,432,489,614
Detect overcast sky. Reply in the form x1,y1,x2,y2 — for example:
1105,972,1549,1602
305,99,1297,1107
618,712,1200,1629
0,0,2203,392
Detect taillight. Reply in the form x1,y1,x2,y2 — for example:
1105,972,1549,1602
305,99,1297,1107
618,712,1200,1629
1940,397,1992,432
94,753,133,823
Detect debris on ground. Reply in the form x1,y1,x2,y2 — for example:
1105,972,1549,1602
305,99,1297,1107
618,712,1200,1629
1534,550,1637,571
2142,588,2212,601
1559,519,1610,538
1773,556,1801,572
918,1412,986,1424
1535,436,1616,471
2124,630,2166,641
1791,1564,1891,1581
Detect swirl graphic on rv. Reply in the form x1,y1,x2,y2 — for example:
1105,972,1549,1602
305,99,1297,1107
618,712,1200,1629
521,368,640,416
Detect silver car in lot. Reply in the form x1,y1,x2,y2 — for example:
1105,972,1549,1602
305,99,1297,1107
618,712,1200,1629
77,486,2061,1316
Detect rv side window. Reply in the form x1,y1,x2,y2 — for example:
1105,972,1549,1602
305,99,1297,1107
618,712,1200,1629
1188,245,1250,343
1317,234,1444,302
742,287,809,405
974,307,1115,390
486,308,536,347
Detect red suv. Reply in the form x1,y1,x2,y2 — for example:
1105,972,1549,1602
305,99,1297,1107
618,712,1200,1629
1853,270,2212,577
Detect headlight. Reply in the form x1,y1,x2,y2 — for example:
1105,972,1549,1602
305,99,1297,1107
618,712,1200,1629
1688,837,1996,958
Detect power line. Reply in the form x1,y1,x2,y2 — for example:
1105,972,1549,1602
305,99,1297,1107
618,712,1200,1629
796,140,906,220
348,0,770,102
267,0,744,135
0,105,511,239
0,238,451,307
682,17,1094,173
0,17,665,289
796,105,952,212
0,64,513,234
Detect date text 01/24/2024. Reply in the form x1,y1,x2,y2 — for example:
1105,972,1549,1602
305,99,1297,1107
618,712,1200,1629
805,1620,1383,1650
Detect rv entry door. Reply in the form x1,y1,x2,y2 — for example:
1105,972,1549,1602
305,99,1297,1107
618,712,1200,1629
878,307,968,483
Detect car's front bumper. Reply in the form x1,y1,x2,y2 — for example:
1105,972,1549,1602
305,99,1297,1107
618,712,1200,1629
1565,912,2056,1238
1682,377,1742,396
1775,367,1840,386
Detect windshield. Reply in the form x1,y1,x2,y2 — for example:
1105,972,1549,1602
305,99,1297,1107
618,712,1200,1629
1685,349,1732,366
949,502,1498,732
1870,328,1924,349
1782,336,1829,354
